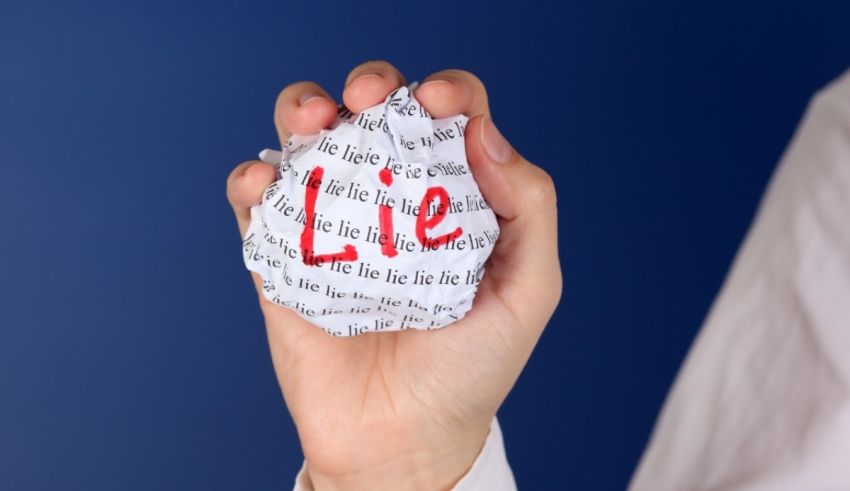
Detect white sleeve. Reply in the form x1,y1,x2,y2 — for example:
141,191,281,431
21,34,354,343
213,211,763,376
629,68,850,491
292,416,517,490
450,416,517,491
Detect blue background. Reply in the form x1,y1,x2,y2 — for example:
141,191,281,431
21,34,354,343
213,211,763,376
2,1,849,489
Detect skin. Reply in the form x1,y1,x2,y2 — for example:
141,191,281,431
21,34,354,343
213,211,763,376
226,60,562,490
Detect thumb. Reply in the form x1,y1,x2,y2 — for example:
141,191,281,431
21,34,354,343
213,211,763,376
465,115,562,332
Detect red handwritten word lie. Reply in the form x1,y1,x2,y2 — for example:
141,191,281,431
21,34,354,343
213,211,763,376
299,166,463,266
299,166,357,266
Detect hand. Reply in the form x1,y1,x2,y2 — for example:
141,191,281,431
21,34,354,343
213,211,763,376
226,60,562,491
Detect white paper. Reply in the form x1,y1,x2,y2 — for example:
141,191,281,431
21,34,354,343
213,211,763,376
242,86,500,336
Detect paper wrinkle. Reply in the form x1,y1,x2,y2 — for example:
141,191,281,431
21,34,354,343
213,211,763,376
243,86,499,336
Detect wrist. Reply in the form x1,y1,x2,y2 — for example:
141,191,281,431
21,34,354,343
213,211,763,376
302,420,491,491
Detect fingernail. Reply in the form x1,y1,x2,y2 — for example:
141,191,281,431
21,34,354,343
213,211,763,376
481,116,513,164
351,73,383,84
418,79,451,90
299,94,325,106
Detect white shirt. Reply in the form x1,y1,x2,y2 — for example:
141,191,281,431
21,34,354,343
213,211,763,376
292,67,850,490
630,68,850,490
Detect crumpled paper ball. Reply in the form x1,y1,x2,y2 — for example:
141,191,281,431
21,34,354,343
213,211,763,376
242,85,500,336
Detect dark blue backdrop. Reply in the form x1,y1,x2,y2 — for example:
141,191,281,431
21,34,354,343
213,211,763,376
2,1,849,489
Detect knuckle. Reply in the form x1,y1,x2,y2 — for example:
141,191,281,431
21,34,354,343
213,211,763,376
523,166,558,212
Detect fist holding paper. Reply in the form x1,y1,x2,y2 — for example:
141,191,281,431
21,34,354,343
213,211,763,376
242,85,500,336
